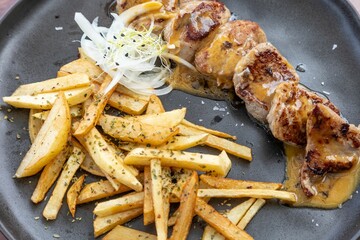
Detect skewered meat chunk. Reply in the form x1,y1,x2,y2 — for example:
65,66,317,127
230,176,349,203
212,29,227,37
267,82,339,146
300,104,360,196
233,42,299,123
163,0,230,62
194,20,267,89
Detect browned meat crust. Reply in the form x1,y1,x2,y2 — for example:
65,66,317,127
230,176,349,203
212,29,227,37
195,20,267,88
267,82,339,146
233,42,299,123
300,104,360,196
164,1,230,62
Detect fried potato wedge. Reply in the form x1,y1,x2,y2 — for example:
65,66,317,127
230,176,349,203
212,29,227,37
74,75,116,137
204,134,252,161
202,198,256,240
197,189,297,203
143,166,155,225
67,174,86,218
77,180,133,204
199,175,282,190
32,105,83,120
150,159,168,240
15,92,71,177
99,115,179,146
195,198,253,240
3,86,93,109
94,208,143,237
59,58,106,82
169,171,198,240
146,94,165,114
31,145,71,203
131,108,186,128
11,73,90,96
76,127,142,191
107,90,148,115
181,119,236,140
103,225,157,240
117,134,208,152
94,192,144,217
28,109,43,143
115,84,149,101
178,124,251,160
124,148,232,177
43,146,86,220
237,198,266,229
80,150,105,177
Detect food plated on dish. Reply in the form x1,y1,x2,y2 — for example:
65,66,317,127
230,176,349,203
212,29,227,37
1,0,360,239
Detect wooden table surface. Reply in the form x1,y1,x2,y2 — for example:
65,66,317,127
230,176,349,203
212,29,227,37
0,0,359,240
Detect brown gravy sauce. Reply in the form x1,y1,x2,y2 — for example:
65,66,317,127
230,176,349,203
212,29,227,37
167,65,235,101
283,144,360,208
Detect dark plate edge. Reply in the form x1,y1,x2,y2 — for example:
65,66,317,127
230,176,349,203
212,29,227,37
0,0,359,240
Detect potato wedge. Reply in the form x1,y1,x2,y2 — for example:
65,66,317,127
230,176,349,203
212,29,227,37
115,85,149,101
94,192,144,217
197,189,297,203
107,90,148,115
3,86,93,109
161,167,172,226
237,198,266,229
15,92,71,177
94,208,143,237
103,225,157,240
98,115,179,146
169,171,198,240
204,134,252,161
43,146,86,220
202,198,256,240
77,180,133,204
199,175,282,190
150,159,167,240
80,150,105,177
143,166,155,225
32,105,83,120
181,119,236,140
11,73,90,96
124,148,232,177
59,58,106,82
146,94,165,114
76,127,142,191
31,145,71,203
130,108,186,128
67,174,86,218
28,109,43,143
74,75,116,137
195,198,253,240
117,134,208,152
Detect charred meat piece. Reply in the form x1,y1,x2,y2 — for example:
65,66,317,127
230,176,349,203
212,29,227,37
267,82,339,146
233,42,299,123
194,20,267,89
163,0,230,62
300,104,360,196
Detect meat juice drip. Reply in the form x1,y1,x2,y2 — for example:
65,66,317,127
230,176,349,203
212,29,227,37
167,65,236,101
283,144,360,209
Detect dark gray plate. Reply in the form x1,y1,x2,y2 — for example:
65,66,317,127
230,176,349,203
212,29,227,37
0,0,359,239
